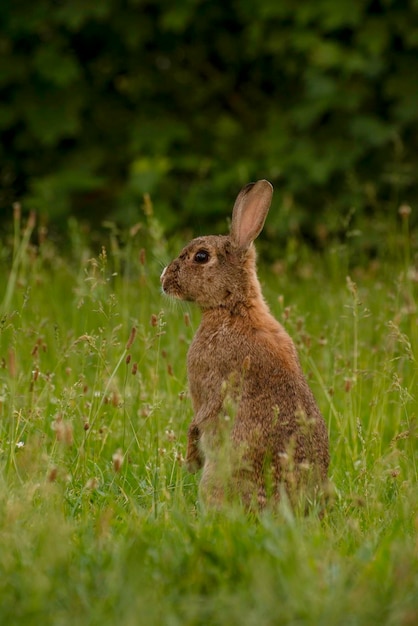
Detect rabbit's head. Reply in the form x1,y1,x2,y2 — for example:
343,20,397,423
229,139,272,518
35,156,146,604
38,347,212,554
161,180,273,310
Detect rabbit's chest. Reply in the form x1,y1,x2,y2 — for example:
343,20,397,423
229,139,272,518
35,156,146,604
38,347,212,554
187,325,242,401
188,331,225,382
188,325,241,373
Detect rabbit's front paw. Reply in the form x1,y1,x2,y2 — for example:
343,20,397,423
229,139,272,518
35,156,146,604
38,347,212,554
186,424,203,473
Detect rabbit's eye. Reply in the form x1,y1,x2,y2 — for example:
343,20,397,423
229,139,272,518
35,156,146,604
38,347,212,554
194,250,210,264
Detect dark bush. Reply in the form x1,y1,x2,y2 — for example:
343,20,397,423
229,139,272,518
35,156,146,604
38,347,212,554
0,0,417,243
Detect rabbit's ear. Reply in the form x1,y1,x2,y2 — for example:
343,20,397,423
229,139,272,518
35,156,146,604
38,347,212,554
230,180,273,250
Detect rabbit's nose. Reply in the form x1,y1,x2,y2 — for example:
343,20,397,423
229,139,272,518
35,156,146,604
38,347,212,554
160,267,167,283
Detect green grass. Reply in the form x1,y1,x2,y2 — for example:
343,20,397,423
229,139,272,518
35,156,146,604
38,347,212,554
0,205,417,626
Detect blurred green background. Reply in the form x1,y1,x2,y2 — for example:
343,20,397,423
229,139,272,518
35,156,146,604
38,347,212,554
0,0,417,244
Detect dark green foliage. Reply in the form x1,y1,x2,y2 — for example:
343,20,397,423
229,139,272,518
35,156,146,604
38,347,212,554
0,0,417,239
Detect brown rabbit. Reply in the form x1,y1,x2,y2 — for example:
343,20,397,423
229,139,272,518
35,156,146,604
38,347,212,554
161,180,329,509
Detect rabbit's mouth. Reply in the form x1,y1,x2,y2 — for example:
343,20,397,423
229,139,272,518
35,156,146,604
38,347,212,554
160,266,183,299
160,266,172,293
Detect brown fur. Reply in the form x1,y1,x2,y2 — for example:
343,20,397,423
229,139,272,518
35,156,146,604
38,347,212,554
161,180,329,509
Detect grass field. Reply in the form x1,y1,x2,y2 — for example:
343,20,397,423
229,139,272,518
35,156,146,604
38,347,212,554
0,205,417,625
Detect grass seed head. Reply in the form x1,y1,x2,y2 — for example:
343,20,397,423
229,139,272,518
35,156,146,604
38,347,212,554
165,429,176,442
344,378,353,393
85,477,99,490
48,467,58,482
398,204,412,219
51,415,74,446
126,326,137,350
8,349,16,378
112,449,124,473
13,201,21,221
